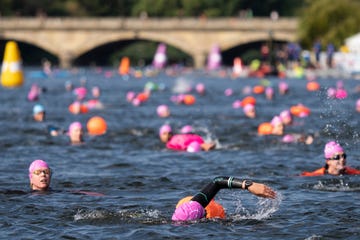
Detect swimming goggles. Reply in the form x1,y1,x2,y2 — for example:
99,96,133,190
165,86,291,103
327,153,346,160
33,169,51,175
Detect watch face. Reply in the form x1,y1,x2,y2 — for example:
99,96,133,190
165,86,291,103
245,180,253,189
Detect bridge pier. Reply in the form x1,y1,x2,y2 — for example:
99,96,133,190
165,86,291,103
193,52,207,69
58,52,74,69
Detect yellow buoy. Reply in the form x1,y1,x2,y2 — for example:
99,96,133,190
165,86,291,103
1,41,24,88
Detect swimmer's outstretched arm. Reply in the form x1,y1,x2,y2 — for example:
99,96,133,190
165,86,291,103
191,176,276,208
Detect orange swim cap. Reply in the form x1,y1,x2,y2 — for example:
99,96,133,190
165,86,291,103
241,96,256,107
253,85,265,94
183,94,196,105
290,104,310,117
258,122,273,135
306,81,320,91
176,196,226,219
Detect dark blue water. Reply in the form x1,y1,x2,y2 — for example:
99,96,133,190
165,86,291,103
1,67,359,239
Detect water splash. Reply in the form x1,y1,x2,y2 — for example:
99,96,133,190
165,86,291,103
312,179,360,192
231,192,282,221
74,208,113,221
74,208,167,224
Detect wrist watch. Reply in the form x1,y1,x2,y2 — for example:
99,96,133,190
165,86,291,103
243,180,253,190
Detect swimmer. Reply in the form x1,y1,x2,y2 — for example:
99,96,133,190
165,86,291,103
356,99,360,113
243,104,256,119
281,133,314,145
172,176,276,221
33,104,45,122
279,110,293,126
159,124,215,151
68,121,84,144
29,159,51,191
270,116,284,135
28,159,104,196
301,141,360,176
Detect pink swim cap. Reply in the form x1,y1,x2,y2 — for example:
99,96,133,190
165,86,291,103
271,116,282,126
282,134,295,143
224,88,233,96
195,83,205,95
172,201,205,221
279,81,289,91
181,125,193,134
187,141,201,153
74,87,87,100
29,159,49,180
327,88,336,98
280,110,291,120
156,105,170,118
68,121,82,134
324,141,344,159
243,104,255,113
159,124,172,136
232,100,242,109
265,86,274,95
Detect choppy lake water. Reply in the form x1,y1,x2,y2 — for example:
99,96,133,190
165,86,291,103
0,67,359,239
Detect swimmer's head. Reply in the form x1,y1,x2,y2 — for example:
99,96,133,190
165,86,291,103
271,116,282,127
172,201,205,221
282,134,295,143
159,124,172,143
68,121,82,134
29,159,50,181
68,122,84,144
324,141,344,159
156,104,170,118
181,125,193,134
356,99,360,112
33,104,45,115
279,110,292,125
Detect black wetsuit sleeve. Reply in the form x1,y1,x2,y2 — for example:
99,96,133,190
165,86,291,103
191,176,243,208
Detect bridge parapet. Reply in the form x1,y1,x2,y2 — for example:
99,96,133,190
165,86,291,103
0,17,297,30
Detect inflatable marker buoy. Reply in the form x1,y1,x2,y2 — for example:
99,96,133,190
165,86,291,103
87,116,107,136
119,56,130,75
1,41,24,88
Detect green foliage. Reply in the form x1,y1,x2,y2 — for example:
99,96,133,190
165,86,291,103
298,0,360,49
0,0,305,17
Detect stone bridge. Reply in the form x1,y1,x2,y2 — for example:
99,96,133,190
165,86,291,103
0,17,298,68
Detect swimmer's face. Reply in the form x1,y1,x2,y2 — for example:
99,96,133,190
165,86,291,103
69,126,83,144
33,111,45,122
160,131,172,143
281,116,292,125
326,152,347,175
271,123,284,135
244,109,256,119
30,168,51,191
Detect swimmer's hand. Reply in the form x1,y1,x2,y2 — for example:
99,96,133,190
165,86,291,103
201,142,216,151
248,182,276,199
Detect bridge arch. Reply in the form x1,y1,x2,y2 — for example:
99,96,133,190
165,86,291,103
0,17,298,68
